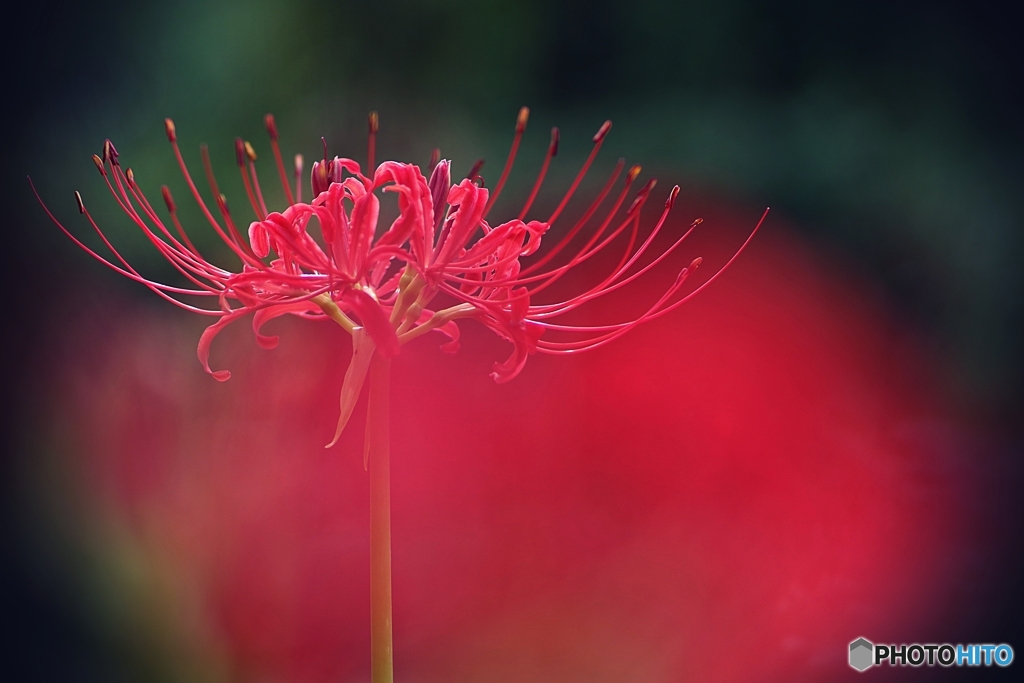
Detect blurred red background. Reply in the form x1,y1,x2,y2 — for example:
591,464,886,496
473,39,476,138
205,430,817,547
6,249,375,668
39,206,987,682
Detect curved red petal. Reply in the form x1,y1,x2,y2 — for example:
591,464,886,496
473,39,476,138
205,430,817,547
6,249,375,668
342,289,400,358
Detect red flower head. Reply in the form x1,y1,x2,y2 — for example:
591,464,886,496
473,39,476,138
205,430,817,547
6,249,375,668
39,108,766,444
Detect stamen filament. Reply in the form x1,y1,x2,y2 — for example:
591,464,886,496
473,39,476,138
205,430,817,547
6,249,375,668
483,106,529,218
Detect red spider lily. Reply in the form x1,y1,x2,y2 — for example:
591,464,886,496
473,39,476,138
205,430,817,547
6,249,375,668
38,108,766,444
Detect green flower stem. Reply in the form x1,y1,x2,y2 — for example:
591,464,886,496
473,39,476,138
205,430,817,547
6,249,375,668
367,355,394,683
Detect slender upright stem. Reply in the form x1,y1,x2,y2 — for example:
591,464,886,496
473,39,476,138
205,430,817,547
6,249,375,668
366,355,394,683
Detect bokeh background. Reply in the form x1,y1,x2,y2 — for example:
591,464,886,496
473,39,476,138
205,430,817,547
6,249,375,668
2,1,1022,681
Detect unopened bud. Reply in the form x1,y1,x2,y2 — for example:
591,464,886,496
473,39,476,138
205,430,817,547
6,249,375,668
428,159,451,229
311,160,329,196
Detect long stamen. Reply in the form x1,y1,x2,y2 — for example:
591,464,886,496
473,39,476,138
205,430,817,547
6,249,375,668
547,120,611,224
46,188,223,313
100,160,218,283
245,140,270,217
439,179,647,291
538,206,770,347
536,260,699,352
535,217,698,321
264,113,296,205
201,144,256,258
161,185,203,258
532,187,688,317
117,166,220,281
483,106,529,218
520,159,626,276
294,154,304,203
199,144,227,218
163,119,258,266
235,138,266,220
517,127,558,220
526,179,654,297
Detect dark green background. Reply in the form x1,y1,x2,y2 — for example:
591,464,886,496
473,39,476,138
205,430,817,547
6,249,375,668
2,1,1022,680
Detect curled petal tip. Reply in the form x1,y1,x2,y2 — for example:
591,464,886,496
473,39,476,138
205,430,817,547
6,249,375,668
592,120,612,143
264,113,279,140
74,191,84,214
164,118,176,142
91,154,105,176
691,256,703,269
516,106,530,133
211,370,231,382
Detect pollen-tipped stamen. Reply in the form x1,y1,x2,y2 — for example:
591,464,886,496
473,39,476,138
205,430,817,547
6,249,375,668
483,106,529,218
264,113,296,206
368,111,379,171
245,140,270,218
546,120,612,224
161,185,204,258
200,144,257,259
517,127,559,221
519,158,625,276
294,154,304,203
235,138,266,221
163,118,261,267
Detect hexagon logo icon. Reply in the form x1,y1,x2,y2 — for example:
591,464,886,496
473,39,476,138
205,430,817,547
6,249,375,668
849,637,874,671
